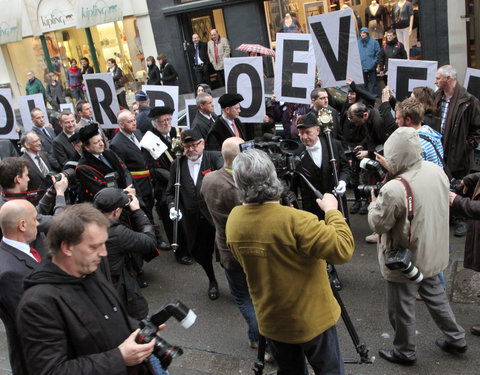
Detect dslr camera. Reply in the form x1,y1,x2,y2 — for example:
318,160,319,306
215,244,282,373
136,299,196,370
385,246,424,283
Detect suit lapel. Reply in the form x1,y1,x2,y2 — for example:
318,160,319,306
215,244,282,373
1,241,39,270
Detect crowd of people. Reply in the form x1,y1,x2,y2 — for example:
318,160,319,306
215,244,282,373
0,21,479,375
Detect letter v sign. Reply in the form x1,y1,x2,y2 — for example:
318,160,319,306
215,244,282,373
308,9,364,88
310,16,350,81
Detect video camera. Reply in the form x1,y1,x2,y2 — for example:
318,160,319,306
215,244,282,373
136,299,196,370
239,134,301,179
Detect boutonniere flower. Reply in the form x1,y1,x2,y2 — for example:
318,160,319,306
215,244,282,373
202,169,211,175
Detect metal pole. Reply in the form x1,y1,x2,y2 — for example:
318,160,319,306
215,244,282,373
85,27,100,73
40,35,54,73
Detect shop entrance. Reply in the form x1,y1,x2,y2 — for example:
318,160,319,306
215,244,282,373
466,0,479,68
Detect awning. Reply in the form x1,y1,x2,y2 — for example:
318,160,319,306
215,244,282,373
162,0,265,16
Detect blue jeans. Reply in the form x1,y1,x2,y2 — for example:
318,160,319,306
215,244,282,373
363,69,378,98
71,88,84,101
224,268,259,344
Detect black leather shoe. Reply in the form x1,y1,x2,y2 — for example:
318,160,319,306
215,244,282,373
471,325,480,336
378,349,416,365
454,220,468,237
350,200,362,214
435,338,467,353
177,256,194,265
208,281,219,300
158,241,171,251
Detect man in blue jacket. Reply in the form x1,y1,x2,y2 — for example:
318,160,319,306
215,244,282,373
358,27,380,98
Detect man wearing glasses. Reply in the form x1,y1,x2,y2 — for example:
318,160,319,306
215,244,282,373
166,129,223,298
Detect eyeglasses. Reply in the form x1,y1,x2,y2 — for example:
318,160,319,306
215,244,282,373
158,117,172,124
183,140,203,150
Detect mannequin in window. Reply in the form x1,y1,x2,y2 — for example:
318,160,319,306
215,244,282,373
343,0,363,35
365,0,387,46
281,13,303,33
393,0,414,58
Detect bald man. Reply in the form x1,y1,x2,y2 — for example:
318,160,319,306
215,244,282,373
0,200,41,375
188,33,210,87
201,137,261,346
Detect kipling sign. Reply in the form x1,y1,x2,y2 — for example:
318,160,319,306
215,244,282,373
37,0,76,33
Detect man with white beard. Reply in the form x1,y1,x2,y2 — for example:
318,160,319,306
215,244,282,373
166,129,223,299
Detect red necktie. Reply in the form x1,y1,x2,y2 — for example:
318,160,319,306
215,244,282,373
30,247,41,263
232,120,240,137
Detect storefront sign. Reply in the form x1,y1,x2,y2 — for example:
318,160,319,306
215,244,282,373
464,68,480,101
225,57,265,123
274,33,316,105
0,89,17,139
38,0,76,33
18,94,48,132
142,85,179,127
76,0,123,29
84,73,120,129
0,0,21,45
387,59,438,101
308,9,363,88
184,98,221,129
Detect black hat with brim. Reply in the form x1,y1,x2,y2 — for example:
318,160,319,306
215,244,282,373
149,106,174,118
181,128,201,144
296,111,318,128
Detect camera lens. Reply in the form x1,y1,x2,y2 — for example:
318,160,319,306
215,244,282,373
153,337,184,370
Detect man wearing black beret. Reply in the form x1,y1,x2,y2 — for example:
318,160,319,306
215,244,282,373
205,93,247,150
166,129,224,297
75,123,133,201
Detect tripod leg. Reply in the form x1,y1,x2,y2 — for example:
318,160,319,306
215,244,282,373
253,335,267,375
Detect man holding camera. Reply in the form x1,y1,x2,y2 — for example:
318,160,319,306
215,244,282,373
16,204,161,375
368,127,466,365
226,149,354,374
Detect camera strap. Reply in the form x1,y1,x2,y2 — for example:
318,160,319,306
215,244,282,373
418,134,453,181
394,177,414,249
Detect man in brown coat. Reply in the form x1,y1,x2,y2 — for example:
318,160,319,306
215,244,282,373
449,171,480,336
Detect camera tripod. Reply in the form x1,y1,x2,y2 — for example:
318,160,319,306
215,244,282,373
253,111,372,375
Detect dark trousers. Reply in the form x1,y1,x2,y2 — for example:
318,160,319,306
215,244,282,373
363,69,378,98
216,69,225,87
190,216,216,282
268,325,344,375
193,64,210,87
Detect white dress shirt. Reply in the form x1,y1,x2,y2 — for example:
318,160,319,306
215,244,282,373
306,138,322,168
2,237,39,262
187,155,203,185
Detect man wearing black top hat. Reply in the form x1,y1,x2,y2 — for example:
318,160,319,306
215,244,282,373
144,106,180,250
297,111,350,221
166,129,223,298
75,123,133,202
205,93,247,150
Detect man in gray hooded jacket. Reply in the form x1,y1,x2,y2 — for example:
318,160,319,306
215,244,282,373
368,127,466,365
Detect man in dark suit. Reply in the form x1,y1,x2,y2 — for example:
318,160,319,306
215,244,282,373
191,92,217,140
143,106,182,258
53,111,79,168
188,33,210,87
76,123,133,202
20,132,53,205
30,108,61,171
166,129,223,298
206,93,247,151
297,111,350,221
0,199,41,375
110,110,154,221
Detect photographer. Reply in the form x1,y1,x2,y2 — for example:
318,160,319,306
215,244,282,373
16,204,164,375
94,188,159,320
226,149,354,374
368,128,466,365
449,172,480,336
0,157,68,257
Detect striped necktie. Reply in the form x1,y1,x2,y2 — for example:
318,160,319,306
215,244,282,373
35,155,48,176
